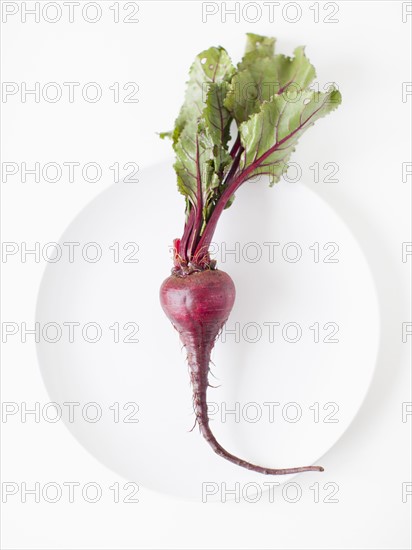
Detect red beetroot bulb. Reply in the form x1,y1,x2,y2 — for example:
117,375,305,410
160,268,324,475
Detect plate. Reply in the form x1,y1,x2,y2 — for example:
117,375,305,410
36,161,380,500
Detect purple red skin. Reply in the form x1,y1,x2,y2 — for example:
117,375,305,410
160,269,324,475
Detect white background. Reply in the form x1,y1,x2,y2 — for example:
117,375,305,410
1,1,411,549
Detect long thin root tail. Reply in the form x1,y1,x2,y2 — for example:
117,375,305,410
190,363,324,475
199,420,324,475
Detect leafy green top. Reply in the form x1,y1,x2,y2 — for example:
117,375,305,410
160,33,341,273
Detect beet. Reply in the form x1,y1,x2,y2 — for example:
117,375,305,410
160,268,324,475
158,33,340,475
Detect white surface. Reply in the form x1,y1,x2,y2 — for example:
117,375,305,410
1,1,411,549
35,162,379,500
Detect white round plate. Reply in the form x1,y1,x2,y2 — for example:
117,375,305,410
36,161,380,501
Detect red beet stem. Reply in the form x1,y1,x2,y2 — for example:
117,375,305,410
160,269,324,475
